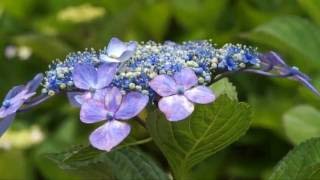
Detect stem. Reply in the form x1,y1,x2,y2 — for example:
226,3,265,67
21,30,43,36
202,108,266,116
211,69,243,83
243,69,292,78
25,93,47,104
119,137,153,149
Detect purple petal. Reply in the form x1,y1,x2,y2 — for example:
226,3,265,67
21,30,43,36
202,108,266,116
73,64,97,90
185,86,216,104
92,89,113,102
261,51,286,66
77,92,94,105
67,92,84,107
89,120,131,151
294,75,320,96
115,92,149,120
0,100,24,119
260,51,287,71
95,63,117,89
99,54,121,63
4,85,25,100
26,73,44,93
104,87,122,113
118,42,137,62
174,68,198,90
12,90,35,102
107,37,128,58
80,100,107,123
158,95,194,121
149,75,177,96
0,114,16,137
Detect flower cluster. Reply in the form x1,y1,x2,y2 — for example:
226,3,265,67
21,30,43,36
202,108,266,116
0,37,319,151
42,39,261,98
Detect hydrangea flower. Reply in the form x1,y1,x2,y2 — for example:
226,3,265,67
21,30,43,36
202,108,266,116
100,37,137,63
149,68,216,121
80,87,149,151
2,37,319,152
218,56,238,71
70,63,117,106
257,51,320,96
0,73,43,136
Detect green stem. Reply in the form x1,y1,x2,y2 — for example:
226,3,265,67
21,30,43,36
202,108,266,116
121,137,153,148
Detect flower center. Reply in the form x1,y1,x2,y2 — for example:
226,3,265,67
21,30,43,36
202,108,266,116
176,87,185,95
89,87,96,93
106,112,114,121
2,100,11,109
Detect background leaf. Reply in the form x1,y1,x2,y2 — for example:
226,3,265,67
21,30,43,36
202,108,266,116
47,146,169,180
283,105,320,145
298,0,320,25
146,95,251,180
0,150,33,179
13,34,73,60
244,16,320,68
270,138,320,180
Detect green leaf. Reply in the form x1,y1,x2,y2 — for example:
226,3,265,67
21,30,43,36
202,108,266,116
283,105,320,145
172,0,228,30
211,78,238,101
244,16,320,67
47,146,169,180
146,95,251,180
270,138,320,180
298,0,320,25
138,1,171,40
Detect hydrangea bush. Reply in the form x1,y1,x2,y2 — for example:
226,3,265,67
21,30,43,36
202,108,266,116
1,37,319,179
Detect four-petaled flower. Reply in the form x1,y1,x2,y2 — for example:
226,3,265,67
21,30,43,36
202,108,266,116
218,56,237,71
100,37,137,63
260,51,320,96
70,63,117,106
0,73,43,137
80,87,149,151
149,68,216,121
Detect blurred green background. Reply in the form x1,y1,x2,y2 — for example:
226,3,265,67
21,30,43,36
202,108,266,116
1,0,320,179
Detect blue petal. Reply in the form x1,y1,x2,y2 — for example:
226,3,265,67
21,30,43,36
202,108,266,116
0,114,15,137
4,85,25,100
107,37,128,58
115,92,149,120
26,73,44,93
72,64,97,90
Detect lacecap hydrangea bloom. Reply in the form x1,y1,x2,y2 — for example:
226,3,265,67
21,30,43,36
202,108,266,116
0,37,319,151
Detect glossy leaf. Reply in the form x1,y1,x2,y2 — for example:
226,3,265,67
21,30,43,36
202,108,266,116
211,78,238,101
47,146,169,180
283,105,320,145
270,138,320,180
245,16,320,67
147,95,251,180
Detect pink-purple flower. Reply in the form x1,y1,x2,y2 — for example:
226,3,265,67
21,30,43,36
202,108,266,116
70,63,117,106
80,87,149,151
149,68,216,121
100,37,137,63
